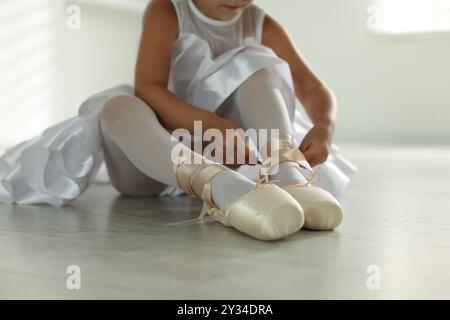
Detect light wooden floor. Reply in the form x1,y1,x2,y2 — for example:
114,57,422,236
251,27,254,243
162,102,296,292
1,145,450,299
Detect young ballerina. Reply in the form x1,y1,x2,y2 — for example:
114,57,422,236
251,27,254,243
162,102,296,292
0,0,356,241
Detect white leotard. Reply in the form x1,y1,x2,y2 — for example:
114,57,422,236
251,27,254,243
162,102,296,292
171,0,265,57
167,0,291,113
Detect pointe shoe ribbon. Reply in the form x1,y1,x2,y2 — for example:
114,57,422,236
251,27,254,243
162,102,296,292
196,168,275,221
259,134,317,184
174,155,226,220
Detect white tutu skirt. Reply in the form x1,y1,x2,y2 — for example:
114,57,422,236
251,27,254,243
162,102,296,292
0,42,356,206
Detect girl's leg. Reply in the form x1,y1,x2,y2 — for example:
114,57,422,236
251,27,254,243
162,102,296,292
217,68,344,231
101,131,167,197
216,68,308,186
99,95,255,207
217,68,294,141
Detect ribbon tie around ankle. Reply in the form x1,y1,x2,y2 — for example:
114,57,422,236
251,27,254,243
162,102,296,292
259,134,317,185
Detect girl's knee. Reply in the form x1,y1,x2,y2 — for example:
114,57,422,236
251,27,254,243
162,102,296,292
101,95,136,122
100,94,153,128
250,68,282,84
238,68,284,96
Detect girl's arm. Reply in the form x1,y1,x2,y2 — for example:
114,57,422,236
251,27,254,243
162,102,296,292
262,14,337,166
135,0,231,135
135,0,252,166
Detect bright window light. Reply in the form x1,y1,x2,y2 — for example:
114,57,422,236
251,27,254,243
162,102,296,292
0,0,56,149
370,0,450,34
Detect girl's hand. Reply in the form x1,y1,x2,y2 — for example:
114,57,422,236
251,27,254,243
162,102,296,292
299,123,334,167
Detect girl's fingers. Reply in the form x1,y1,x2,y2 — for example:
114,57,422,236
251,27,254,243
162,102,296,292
300,140,312,155
304,152,318,167
300,138,312,152
302,148,317,164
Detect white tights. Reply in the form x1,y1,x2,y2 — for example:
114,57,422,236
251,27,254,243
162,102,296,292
99,68,305,205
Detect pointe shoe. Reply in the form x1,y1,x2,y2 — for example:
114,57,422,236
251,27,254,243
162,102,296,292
260,134,343,231
173,155,304,241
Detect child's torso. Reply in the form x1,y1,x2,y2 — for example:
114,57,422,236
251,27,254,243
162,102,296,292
171,0,265,57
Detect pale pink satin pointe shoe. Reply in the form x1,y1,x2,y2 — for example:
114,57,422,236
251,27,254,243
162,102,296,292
173,156,304,241
260,134,343,231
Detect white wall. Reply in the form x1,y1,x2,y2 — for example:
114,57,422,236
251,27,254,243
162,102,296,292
257,0,450,144
0,0,59,149
2,0,450,149
55,2,142,120
0,0,143,150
